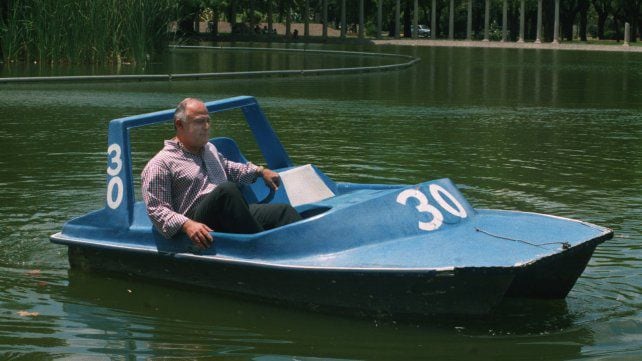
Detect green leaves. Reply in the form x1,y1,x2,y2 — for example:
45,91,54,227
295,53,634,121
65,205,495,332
0,0,176,65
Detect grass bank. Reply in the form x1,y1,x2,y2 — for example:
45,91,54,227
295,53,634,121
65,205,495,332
0,0,176,65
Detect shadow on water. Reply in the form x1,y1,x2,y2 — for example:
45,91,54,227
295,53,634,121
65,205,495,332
27,269,590,360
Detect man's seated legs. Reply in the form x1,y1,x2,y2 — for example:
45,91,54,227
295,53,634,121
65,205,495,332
249,203,302,230
189,182,301,234
190,182,263,234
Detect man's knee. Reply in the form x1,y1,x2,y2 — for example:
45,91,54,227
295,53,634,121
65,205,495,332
278,204,302,223
212,182,246,204
215,181,240,196
200,182,246,215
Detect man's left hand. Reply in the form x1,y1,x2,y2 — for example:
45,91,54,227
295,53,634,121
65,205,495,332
262,169,280,191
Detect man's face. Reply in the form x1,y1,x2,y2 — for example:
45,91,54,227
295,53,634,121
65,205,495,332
178,100,211,150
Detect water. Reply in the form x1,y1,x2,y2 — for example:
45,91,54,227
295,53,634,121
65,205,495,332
1,43,641,359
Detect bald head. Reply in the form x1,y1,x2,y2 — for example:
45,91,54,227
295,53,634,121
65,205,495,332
173,98,211,153
175,98,205,124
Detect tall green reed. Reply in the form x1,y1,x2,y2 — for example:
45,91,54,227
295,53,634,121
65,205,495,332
0,0,176,65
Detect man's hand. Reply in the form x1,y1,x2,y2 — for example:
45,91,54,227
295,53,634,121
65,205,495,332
182,219,213,249
262,168,280,191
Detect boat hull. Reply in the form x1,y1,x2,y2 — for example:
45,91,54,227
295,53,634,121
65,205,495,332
505,234,607,299
67,245,514,317
49,96,613,317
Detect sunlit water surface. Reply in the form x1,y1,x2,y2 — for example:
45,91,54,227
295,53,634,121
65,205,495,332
1,43,641,359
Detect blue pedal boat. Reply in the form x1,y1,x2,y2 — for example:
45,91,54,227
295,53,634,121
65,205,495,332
50,96,613,317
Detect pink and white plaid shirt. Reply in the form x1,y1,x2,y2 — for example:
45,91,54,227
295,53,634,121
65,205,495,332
141,139,261,238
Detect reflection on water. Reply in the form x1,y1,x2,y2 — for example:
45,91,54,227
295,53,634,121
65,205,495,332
0,45,402,79
0,44,641,359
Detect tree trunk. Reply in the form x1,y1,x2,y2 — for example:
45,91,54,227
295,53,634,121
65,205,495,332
404,0,411,37
631,20,639,42
179,17,197,36
555,0,579,41
597,13,607,39
0,1,6,59
268,0,273,33
212,12,219,37
230,1,237,25
285,5,291,37
561,19,574,40
591,0,611,40
579,5,588,41
543,0,555,42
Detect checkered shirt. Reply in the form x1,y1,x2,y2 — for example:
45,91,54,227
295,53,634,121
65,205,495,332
141,139,261,238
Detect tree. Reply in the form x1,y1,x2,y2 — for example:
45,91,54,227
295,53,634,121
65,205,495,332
560,0,581,41
592,0,612,39
614,0,642,41
404,0,411,37
578,0,589,40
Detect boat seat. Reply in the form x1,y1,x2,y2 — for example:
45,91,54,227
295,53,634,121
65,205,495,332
210,137,267,204
209,137,336,208
211,137,248,164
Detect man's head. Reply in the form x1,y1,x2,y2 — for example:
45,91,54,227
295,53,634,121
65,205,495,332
174,98,211,152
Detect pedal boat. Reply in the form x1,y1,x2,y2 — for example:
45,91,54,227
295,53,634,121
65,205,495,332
50,96,613,317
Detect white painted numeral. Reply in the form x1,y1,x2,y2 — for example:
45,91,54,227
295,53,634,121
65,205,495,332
396,189,444,231
429,184,468,218
106,143,124,209
106,143,123,176
106,176,124,209
397,186,467,232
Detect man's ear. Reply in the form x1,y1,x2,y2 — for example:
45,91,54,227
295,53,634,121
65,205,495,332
174,118,183,130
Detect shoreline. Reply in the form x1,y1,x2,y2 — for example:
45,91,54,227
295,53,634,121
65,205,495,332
372,39,642,53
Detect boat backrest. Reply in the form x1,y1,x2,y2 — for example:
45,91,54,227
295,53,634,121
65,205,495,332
210,136,266,204
211,137,248,164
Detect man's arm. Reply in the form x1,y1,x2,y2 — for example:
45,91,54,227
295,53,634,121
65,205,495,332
257,166,280,191
141,160,191,238
221,155,262,183
142,160,214,247
218,153,280,190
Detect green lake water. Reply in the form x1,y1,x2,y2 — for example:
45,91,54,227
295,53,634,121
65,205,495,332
1,43,641,359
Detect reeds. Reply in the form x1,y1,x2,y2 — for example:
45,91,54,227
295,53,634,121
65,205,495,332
0,0,177,65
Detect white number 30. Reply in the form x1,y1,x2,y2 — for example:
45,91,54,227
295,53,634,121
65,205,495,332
106,143,124,209
396,185,467,232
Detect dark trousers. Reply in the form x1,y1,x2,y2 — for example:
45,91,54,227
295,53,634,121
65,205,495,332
189,182,301,234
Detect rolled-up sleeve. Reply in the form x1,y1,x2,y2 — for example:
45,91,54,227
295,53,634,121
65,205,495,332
141,160,189,238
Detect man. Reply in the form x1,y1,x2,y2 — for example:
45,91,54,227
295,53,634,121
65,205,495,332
141,98,301,249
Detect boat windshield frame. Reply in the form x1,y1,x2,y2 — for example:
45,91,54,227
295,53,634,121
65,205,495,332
104,95,292,230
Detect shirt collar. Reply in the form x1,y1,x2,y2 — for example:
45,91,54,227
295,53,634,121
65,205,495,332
165,138,205,156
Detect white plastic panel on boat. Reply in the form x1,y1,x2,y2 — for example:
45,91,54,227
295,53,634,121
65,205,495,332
279,164,335,207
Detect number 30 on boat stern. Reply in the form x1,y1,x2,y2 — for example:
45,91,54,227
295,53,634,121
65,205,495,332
396,180,474,232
